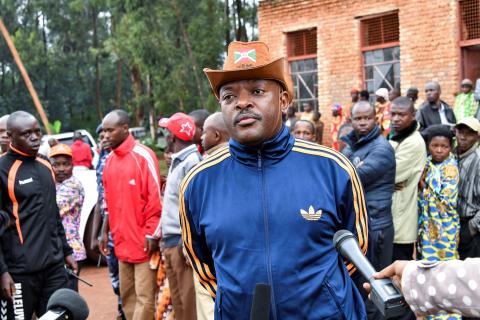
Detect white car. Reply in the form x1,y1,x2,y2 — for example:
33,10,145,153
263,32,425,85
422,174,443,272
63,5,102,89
40,130,100,261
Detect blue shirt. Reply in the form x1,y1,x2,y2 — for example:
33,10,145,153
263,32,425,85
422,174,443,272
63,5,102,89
181,126,368,319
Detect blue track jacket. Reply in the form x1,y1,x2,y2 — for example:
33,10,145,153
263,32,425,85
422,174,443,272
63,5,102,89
180,126,368,319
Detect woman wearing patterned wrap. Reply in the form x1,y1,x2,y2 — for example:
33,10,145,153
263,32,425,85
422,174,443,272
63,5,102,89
417,125,460,320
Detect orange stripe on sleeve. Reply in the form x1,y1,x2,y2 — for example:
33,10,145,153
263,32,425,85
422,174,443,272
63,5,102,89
7,160,23,244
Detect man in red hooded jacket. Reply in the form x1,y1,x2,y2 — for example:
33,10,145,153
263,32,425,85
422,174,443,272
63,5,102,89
100,109,162,320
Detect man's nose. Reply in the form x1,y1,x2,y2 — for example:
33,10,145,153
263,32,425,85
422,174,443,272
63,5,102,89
236,90,252,109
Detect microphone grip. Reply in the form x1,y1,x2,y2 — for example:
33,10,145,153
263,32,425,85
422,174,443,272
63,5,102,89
250,284,271,320
334,231,376,280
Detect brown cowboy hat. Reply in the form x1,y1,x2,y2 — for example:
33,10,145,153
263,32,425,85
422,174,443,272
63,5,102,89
204,41,294,103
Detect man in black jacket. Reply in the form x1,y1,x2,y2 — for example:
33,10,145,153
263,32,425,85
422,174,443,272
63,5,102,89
0,111,76,319
416,82,456,133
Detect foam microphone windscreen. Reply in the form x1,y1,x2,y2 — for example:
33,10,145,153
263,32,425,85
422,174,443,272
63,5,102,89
250,283,271,320
46,288,89,320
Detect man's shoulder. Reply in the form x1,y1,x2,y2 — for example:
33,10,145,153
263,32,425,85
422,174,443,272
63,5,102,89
291,140,354,173
132,143,158,163
181,145,231,191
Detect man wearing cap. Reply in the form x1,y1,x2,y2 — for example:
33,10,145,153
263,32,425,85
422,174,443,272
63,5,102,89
100,109,161,320
417,82,456,133
455,117,480,259
49,144,86,291
0,111,76,319
454,79,477,121
157,112,202,320
181,41,368,319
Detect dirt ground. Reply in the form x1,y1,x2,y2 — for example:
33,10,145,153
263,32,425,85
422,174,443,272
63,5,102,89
79,263,119,319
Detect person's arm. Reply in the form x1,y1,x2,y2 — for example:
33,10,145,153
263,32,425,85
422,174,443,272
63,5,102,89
354,142,395,187
468,170,480,236
140,151,162,256
99,211,110,256
180,177,216,300
340,160,369,275
90,200,103,252
55,200,76,272
415,108,426,132
372,259,480,317
431,163,459,211
0,243,14,302
394,138,426,184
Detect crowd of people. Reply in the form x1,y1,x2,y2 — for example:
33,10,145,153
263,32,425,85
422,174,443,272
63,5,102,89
0,39,478,320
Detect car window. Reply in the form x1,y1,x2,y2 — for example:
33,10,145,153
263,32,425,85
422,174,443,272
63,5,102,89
58,136,93,148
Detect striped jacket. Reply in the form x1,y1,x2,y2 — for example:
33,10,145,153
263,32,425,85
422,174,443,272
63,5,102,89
103,134,162,263
0,147,72,274
180,126,368,319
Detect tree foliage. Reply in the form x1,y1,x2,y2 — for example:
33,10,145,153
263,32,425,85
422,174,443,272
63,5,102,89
0,0,257,135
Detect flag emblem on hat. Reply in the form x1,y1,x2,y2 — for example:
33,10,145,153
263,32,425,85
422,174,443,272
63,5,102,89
234,49,256,64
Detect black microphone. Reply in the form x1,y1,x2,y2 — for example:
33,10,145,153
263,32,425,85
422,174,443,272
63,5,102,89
250,283,271,320
38,288,89,320
333,230,406,319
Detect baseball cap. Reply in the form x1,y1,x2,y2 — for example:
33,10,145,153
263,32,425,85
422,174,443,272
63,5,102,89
49,143,72,158
158,112,196,141
455,117,480,134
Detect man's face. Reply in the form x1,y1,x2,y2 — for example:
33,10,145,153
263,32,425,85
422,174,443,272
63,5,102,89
102,116,128,149
219,79,288,146
51,155,73,183
406,91,418,102
9,117,42,156
351,92,359,103
0,117,9,152
461,84,472,94
425,83,440,104
293,121,315,142
192,119,203,145
390,103,414,133
351,105,375,136
429,136,451,163
98,132,105,149
201,125,217,152
455,125,478,154
303,103,312,113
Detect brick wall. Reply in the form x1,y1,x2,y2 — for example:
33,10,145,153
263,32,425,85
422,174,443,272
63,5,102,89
259,0,461,146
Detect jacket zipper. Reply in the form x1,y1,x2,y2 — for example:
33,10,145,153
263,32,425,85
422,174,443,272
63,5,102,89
258,149,277,319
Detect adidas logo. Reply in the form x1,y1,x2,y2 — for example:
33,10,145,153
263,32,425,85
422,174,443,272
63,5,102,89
129,179,136,186
300,206,323,221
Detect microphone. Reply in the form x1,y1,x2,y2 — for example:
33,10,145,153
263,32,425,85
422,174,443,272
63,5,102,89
333,230,406,319
250,283,271,320
38,288,89,320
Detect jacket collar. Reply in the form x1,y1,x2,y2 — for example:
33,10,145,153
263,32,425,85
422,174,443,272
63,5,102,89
113,134,135,156
205,142,229,156
229,125,295,167
9,144,35,158
389,121,419,143
172,144,198,162
342,125,381,149
458,142,479,159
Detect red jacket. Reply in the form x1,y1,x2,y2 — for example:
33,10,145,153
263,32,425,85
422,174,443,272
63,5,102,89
103,135,162,263
71,140,92,168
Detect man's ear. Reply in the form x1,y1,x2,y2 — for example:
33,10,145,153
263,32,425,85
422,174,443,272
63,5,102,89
279,90,290,114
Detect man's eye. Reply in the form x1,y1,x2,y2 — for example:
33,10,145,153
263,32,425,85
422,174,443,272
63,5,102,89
222,94,233,101
253,89,264,94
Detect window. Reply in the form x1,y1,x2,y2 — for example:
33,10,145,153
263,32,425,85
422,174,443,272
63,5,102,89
459,0,480,82
361,13,400,101
286,29,318,110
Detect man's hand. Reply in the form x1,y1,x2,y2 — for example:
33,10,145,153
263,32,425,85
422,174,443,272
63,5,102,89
363,260,409,294
65,255,78,274
99,233,110,256
394,182,406,191
0,272,15,302
144,237,159,256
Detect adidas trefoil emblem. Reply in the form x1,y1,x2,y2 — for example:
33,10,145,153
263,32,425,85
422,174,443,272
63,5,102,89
300,206,323,221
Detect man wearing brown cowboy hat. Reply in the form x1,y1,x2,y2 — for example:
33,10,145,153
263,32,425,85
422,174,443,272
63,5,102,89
179,41,368,319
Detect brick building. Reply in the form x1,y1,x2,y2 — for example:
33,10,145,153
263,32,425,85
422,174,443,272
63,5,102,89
258,0,480,144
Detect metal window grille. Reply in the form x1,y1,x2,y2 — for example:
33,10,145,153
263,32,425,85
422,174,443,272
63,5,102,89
286,29,317,58
460,0,480,40
361,13,399,47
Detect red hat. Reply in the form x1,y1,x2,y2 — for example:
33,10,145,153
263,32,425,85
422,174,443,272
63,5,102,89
158,112,196,141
